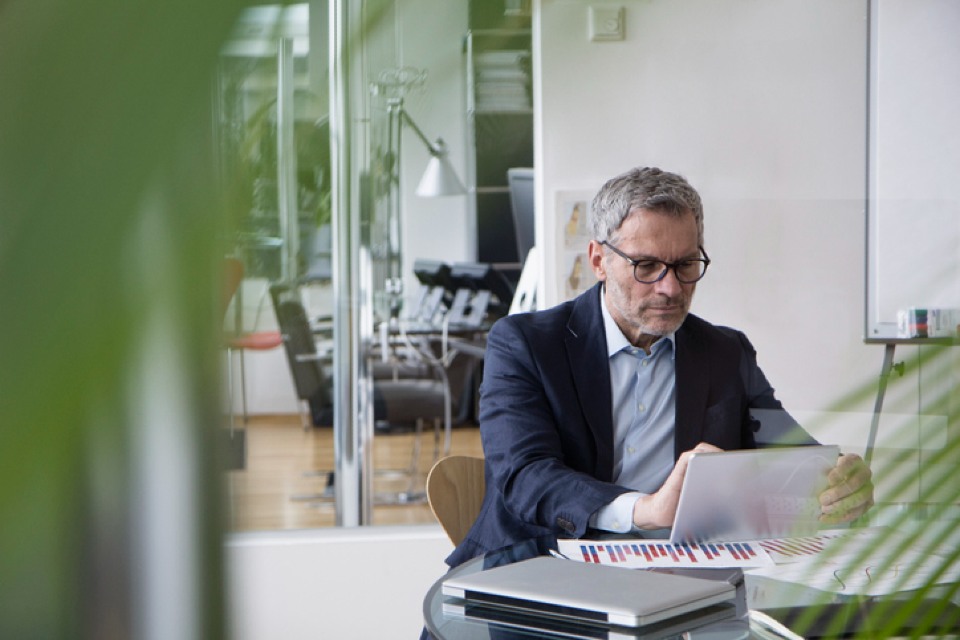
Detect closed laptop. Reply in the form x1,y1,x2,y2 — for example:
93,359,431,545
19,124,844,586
441,556,735,628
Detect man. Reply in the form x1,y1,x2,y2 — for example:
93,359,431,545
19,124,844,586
446,166,873,568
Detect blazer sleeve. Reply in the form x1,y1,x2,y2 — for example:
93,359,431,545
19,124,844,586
478,316,629,538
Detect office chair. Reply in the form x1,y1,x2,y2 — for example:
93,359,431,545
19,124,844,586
426,455,486,546
270,284,451,503
268,283,433,413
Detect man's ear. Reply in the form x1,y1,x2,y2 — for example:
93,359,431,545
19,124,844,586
587,240,606,282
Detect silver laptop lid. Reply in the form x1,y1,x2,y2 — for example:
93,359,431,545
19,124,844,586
442,556,735,628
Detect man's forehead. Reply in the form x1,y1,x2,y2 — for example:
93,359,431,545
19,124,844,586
625,205,695,219
618,209,698,238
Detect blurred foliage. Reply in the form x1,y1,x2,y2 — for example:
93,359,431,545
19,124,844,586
782,344,960,638
0,0,242,637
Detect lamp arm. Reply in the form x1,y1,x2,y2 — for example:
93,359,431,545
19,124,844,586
399,108,443,156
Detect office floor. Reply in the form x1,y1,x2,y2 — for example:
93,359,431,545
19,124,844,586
226,414,484,531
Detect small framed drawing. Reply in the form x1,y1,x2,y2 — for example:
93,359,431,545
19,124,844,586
556,190,597,300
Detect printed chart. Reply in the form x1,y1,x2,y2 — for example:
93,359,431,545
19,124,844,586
749,528,960,596
557,539,773,568
757,531,854,564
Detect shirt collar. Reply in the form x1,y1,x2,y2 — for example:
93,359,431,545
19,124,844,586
599,286,676,359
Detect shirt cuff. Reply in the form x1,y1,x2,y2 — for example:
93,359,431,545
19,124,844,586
588,492,644,533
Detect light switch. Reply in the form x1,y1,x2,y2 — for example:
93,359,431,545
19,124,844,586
589,6,625,42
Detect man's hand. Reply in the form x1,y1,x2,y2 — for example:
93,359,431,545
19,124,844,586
819,453,874,524
632,442,723,529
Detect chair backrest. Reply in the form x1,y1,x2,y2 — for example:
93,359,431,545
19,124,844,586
269,284,334,424
426,455,485,546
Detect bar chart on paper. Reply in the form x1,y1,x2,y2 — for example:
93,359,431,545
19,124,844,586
557,539,774,568
757,531,852,564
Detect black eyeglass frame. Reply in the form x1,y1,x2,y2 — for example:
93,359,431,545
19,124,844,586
600,241,711,284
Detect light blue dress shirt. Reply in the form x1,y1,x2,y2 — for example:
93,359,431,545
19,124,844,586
589,288,677,533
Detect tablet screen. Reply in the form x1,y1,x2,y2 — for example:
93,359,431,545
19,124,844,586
669,445,839,544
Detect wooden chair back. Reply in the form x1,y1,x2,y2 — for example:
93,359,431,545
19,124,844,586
426,455,485,546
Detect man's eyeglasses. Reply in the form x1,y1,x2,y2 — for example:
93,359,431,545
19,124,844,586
600,241,711,284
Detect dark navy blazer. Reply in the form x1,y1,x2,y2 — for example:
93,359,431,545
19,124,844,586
446,282,805,568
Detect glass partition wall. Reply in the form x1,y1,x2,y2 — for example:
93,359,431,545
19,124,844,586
217,0,484,531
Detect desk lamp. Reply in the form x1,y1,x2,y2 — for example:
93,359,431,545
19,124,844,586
388,97,466,197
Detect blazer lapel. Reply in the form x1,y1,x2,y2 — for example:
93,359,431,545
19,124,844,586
565,284,615,481
674,317,709,457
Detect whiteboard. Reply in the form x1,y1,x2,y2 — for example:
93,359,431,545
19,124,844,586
866,0,960,340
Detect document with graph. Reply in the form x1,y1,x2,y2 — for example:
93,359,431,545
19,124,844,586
556,538,775,568
557,527,960,595
747,527,960,596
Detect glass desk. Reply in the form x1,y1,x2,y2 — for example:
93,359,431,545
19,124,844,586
423,534,960,639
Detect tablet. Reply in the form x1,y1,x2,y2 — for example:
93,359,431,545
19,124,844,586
441,556,735,628
669,445,839,545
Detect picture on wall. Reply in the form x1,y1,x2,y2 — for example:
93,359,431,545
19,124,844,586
556,191,597,300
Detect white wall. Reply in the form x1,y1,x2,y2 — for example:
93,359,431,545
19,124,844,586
226,525,453,640
535,0,879,419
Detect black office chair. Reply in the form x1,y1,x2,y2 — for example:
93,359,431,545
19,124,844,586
270,284,450,503
269,283,433,413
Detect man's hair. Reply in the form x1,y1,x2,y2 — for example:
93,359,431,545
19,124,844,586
589,167,704,245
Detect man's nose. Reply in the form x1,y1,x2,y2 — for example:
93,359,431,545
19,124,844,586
654,268,683,295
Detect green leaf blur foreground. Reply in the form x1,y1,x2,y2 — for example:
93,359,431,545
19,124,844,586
0,1,242,638
776,342,960,639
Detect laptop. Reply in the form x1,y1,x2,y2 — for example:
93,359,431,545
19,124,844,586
442,599,737,639
669,445,839,545
441,556,735,628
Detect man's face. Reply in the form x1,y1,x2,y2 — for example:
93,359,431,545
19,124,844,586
588,208,701,347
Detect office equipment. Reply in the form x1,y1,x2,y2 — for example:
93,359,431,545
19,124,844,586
507,167,535,263
669,446,839,544
445,262,515,321
897,307,959,339
412,259,454,296
407,259,453,324
865,0,960,342
441,556,735,628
